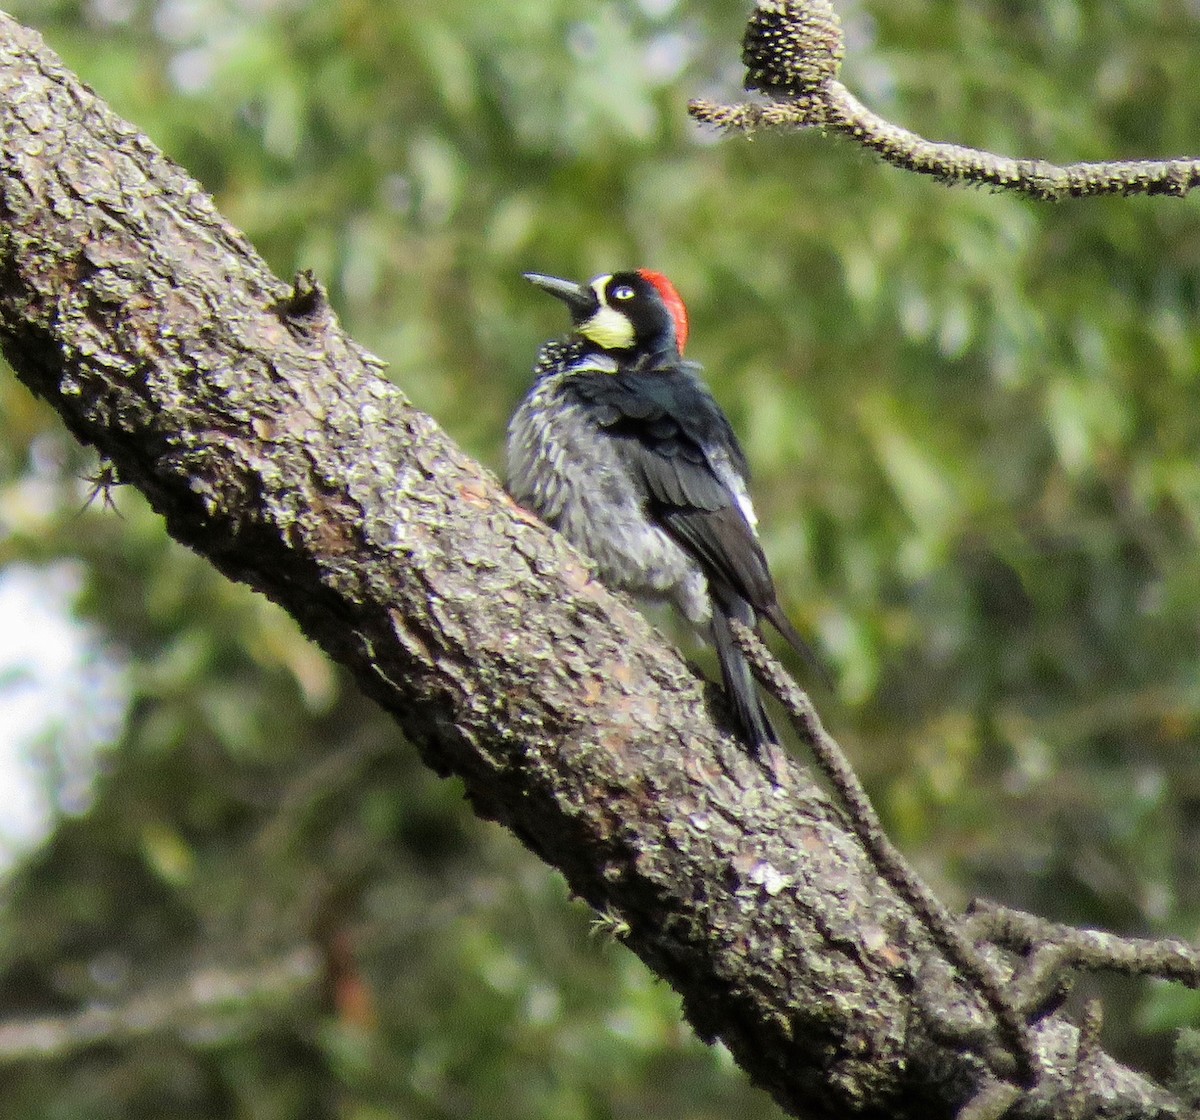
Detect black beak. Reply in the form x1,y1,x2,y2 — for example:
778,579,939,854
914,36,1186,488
524,272,598,321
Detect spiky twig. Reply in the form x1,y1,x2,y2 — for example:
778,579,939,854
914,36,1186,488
690,0,1200,199
967,899,1200,1013
730,619,1040,1088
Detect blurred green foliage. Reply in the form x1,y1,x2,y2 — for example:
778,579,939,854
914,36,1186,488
3,0,1200,1113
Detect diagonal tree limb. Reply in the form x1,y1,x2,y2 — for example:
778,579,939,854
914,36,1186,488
0,14,1187,1119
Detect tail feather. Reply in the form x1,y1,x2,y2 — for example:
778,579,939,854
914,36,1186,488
711,603,778,755
762,600,833,691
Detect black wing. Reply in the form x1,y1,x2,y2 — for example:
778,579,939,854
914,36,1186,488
569,367,773,610
569,366,831,691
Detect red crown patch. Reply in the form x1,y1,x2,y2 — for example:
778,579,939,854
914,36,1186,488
638,269,689,354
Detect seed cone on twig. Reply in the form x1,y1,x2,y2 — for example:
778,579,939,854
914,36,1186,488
743,0,844,97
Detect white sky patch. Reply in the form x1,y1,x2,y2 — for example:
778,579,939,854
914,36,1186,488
0,563,128,871
643,31,694,86
637,0,680,19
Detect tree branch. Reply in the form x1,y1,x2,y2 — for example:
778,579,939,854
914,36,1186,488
0,948,321,1060
0,14,1187,1118
688,0,1200,200
966,901,1200,1016
731,621,1038,1088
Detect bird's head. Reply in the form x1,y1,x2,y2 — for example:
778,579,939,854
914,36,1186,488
525,269,689,359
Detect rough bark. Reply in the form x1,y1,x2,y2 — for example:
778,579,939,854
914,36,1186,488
0,15,1184,1119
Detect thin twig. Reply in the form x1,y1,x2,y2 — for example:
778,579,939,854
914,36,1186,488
689,0,1200,200
955,1077,1023,1120
967,899,1200,993
730,619,1040,1088
1066,999,1104,1120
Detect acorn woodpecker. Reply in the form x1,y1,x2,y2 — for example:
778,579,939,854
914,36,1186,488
508,268,824,756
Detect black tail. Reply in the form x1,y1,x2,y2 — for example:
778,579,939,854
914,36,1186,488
710,600,778,755
762,600,833,691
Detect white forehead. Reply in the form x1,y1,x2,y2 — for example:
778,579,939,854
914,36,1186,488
590,275,612,302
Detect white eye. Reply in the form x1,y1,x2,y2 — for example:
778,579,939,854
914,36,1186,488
612,284,636,301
